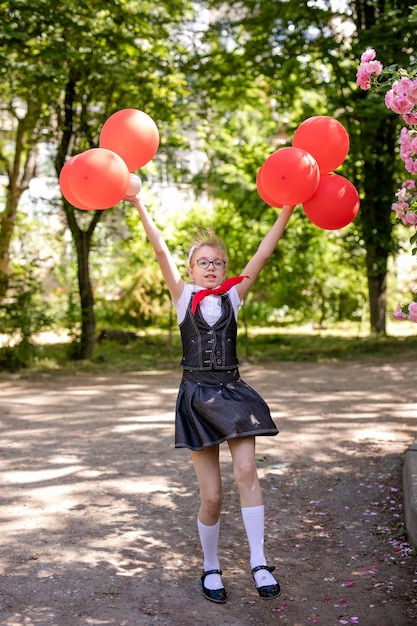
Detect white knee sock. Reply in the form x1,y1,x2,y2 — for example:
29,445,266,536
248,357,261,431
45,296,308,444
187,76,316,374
197,518,223,590
241,505,277,587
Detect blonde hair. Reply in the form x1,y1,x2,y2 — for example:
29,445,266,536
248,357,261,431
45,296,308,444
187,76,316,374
188,227,228,266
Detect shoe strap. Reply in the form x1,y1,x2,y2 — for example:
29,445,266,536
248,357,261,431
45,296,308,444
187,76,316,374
252,564,276,575
202,569,222,581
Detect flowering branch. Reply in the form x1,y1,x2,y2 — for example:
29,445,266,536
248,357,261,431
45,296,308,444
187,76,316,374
356,48,417,322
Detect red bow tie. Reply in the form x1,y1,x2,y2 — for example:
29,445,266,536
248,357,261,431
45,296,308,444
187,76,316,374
191,275,250,314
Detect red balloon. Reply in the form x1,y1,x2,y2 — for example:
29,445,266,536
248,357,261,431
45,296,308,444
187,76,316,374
260,147,320,206
59,157,96,210
99,108,160,171
256,165,282,208
302,173,360,230
67,148,129,210
293,115,350,173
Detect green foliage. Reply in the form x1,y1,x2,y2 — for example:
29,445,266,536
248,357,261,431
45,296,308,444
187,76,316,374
171,73,369,327
239,327,417,363
88,203,175,329
190,0,416,334
0,0,198,358
411,231,417,256
0,346,27,372
1,0,415,346
2,324,417,375
0,261,53,368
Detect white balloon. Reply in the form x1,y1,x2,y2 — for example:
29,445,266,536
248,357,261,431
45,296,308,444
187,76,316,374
126,174,142,196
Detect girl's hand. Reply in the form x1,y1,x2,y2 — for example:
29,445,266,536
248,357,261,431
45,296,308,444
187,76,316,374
124,174,142,201
124,192,140,202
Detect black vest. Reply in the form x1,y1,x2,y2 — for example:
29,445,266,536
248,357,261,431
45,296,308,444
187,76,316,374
179,293,239,371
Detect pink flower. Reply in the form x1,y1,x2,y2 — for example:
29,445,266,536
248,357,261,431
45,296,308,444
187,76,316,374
385,90,413,115
384,77,417,118
405,159,417,174
360,49,377,63
356,60,383,90
356,66,372,90
404,212,417,225
399,128,417,173
408,302,417,322
404,111,417,125
394,307,407,320
403,180,416,190
402,77,417,104
356,50,383,90
359,47,417,324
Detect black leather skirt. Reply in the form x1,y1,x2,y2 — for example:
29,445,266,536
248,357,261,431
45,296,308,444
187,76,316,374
175,368,279,451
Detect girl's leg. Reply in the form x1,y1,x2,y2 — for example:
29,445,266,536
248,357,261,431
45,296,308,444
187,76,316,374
228,437,279,592
227,436,262,507
190,446,225,594
190,445,223,525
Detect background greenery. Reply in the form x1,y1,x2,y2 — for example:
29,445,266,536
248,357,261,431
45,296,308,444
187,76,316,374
0,0,416,372
2,322,416,377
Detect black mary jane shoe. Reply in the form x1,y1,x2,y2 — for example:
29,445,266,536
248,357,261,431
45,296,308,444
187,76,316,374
251,565,281,599
201,569,227,603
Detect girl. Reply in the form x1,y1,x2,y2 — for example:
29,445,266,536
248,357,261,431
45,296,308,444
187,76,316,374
126,191,294,603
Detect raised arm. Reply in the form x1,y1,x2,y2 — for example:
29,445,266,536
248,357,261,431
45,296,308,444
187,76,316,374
236,204,295,300
127,194,185,303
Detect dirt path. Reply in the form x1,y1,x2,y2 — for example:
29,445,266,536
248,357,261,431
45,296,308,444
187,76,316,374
1,360,417,625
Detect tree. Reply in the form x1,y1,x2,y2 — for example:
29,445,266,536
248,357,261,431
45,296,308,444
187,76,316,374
0,0,193,357
0,99,39,302
350,0,413,333
0,0,53,302
171,89,367,329
197,0,414,334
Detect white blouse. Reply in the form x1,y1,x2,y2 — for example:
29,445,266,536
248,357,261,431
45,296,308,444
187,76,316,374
175,283,242,326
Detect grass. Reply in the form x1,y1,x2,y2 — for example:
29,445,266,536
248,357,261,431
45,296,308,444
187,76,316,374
241,327,417,363
1,320,416,378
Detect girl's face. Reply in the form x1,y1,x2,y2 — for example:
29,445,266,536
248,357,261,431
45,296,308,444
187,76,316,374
188,244,227,288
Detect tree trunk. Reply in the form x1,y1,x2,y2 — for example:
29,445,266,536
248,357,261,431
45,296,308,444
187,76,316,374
75,229,96,359
352,104,399,336
0,105,39,303
351,0,414,334
64,203,103,360
367,266,387,335
0,194,18,302
55,75,104,360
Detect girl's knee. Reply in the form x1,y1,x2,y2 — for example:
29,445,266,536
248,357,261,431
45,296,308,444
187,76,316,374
201,489,223,517
233,457,258,487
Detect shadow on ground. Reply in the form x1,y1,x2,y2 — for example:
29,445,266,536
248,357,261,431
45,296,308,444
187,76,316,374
0,360,416,625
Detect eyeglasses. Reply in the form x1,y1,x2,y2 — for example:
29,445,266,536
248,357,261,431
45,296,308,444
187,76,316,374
194,258,226,270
